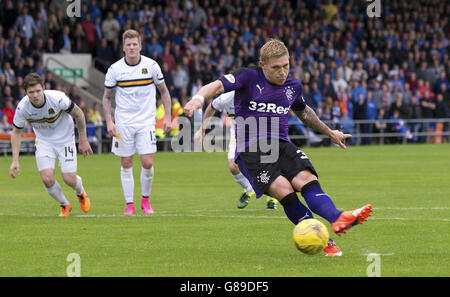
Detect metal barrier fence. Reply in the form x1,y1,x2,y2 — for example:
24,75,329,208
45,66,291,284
105,117,450,152
289,117,450,147
1,118,449,156
157,117,450,150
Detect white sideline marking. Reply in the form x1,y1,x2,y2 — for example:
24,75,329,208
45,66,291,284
192,207,450,211
370,217,449,222
373,207,450,210
0,211,448,222
361,253,395,256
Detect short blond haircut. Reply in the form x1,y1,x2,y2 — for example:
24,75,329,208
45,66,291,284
260,39,289,63
122,29,141,44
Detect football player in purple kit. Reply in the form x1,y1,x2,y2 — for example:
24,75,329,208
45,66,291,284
184,39,372,256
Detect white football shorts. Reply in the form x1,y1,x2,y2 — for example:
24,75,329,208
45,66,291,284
35,139,77,173
111,124,157,157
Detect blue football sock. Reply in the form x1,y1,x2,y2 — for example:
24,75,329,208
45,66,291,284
301,180,342,223
279,192,314,225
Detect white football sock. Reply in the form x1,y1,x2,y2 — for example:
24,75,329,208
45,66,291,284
140,166,154,198
45,180,69,206
232,172,253,194
73,175,83,195
121,167,134,204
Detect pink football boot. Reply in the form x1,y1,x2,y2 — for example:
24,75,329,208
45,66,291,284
141,197,154,214
124,203,136,215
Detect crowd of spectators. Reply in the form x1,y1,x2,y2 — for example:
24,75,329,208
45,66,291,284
1,0,449,145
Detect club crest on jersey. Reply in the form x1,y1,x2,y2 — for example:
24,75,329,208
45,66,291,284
48,108,55,114
284,86,295,100
141,68,148,74
257,170,270,184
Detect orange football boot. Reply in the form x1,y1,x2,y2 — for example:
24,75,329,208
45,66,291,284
324,240,343,257
331,204,372,235
59,204,72,217
77,190,91,213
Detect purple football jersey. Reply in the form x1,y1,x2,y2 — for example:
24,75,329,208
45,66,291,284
219,67,306,159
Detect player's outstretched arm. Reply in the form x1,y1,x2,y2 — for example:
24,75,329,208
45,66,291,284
294,106,352,149
102,88,116,137
70,104,94,157
156,81,172,134
184,80,225,117
9,126,22,178
194,101,215,143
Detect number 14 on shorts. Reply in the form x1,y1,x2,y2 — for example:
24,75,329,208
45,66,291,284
65,146,74,157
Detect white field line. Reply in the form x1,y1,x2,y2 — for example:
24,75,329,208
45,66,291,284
361,253,396,256
0,209,448,221
372,207,450,210
190,207,450,212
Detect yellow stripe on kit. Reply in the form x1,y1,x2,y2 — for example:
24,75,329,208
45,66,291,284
27,110,63,123
116,79,153,87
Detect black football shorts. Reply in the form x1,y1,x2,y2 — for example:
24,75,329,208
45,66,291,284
235,140,318,198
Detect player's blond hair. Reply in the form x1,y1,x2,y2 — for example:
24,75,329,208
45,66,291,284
260,39,289,63
122,29,141,44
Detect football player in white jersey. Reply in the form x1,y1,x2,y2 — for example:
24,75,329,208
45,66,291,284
9,73,93,217
102,29,172,215
194,91,278,210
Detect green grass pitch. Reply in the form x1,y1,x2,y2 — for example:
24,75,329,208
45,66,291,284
0,144,449,277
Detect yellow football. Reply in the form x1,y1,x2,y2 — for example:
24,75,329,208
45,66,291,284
293,219,330,255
